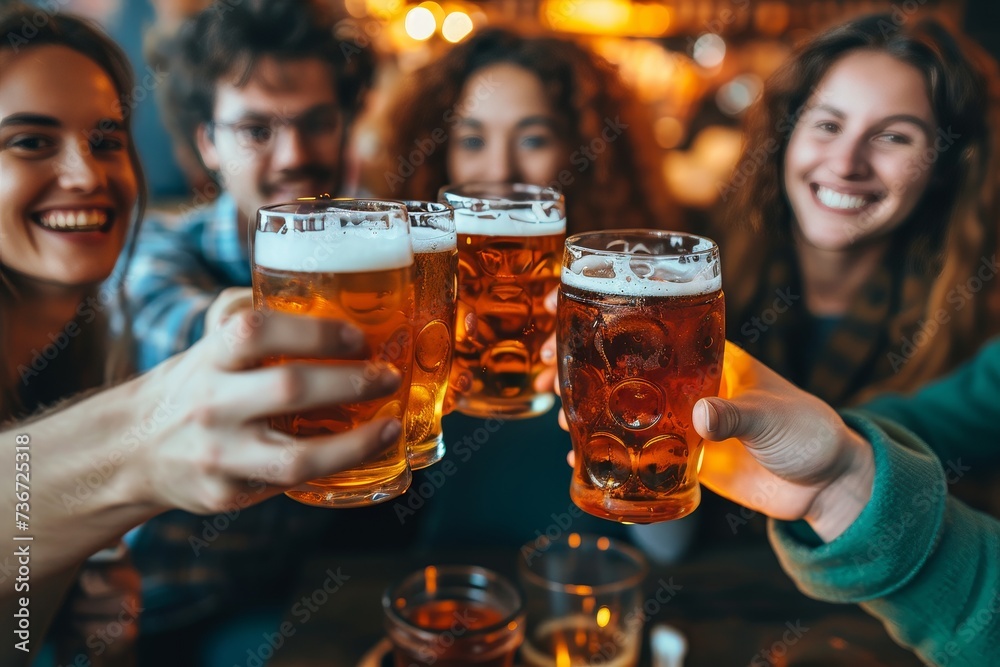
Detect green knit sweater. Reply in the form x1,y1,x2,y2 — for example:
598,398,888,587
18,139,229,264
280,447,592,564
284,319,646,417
769,338,1000,666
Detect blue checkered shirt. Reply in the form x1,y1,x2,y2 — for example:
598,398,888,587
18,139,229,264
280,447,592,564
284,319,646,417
125,193,250,372
122,193,343,632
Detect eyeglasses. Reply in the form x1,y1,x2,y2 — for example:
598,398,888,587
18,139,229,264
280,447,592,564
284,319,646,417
210,109,342,153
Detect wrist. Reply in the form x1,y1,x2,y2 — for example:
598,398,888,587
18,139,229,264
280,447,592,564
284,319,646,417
804,428,875,542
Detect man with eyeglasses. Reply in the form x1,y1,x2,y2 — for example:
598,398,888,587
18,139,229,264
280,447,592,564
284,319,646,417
125,0,372,372
119,2,384,663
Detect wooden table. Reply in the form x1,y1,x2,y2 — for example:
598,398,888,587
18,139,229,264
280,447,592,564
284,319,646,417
271,545,923,667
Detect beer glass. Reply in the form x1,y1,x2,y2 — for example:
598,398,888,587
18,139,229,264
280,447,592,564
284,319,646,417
518,533,648,667
251,199,415,507
383,565,525,667
402,201,458,470
440,183,566,419
558,230,724,523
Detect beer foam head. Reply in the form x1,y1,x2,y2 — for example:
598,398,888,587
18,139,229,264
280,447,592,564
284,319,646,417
253,226,413,272
562,254,721,296
411,225,457,253
453,206,566,237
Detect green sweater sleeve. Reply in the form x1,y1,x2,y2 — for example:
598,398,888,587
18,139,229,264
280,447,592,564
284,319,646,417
769,413,1000,667
863,337,1000,467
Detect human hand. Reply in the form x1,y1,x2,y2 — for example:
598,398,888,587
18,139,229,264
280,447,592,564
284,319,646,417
693,343,875,541
204,287,254,333
533,288,563,425
126,311,403,515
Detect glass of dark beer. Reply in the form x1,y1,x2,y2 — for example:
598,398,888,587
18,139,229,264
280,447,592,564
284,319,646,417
251,199,415,507
558,230,724,523
401,201,458,470
383,565,525,667
440,183,566,419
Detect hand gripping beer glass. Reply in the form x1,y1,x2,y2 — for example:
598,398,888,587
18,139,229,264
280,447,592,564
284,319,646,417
440,183,566,419
401,201,458,470
558,231,724,523
251,199,415,507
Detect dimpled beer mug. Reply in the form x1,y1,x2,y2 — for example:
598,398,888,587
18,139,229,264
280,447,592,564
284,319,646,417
519,534,648,667
401,201,459,470
251,199,415,507
558,230,724,523
440,183,566,419
383,565,526,667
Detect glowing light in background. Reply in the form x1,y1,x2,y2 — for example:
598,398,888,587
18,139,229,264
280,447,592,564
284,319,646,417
693,33,726,68
596,606,612,628
404,6,436,40
716,74,763,116
442,11,474,43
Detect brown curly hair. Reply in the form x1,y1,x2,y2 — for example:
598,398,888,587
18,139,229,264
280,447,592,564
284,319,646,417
724,13,998,401
372,28,679,235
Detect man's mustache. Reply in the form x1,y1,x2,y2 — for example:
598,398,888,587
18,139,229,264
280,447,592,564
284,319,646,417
262,167,337,193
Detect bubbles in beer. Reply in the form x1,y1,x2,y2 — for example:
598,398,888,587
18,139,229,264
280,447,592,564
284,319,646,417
581,433,632,490
405,385,436,445
638,435,688,492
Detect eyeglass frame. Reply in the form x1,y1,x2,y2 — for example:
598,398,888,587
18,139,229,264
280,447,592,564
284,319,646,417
207,104,344,153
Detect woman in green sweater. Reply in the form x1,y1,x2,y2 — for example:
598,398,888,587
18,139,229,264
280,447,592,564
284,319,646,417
691,340,1000,667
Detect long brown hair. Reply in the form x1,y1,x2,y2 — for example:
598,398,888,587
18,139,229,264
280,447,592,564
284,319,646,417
725,13,996,399
372,27,678,235
0,4,148,423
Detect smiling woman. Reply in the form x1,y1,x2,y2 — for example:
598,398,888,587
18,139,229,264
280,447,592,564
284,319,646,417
0,15,145,424
723,13,998,408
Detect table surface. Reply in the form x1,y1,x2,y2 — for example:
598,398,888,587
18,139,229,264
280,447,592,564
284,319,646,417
271,545,924,667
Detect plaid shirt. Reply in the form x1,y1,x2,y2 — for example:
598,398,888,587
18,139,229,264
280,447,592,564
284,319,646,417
125,193,250,372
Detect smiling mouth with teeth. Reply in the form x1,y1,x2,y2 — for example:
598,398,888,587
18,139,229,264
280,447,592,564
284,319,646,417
33,209,113,233
812,185,883,211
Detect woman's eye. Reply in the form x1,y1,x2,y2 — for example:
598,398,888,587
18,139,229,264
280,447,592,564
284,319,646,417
90,137,125,152
520,135,551,149
7,135,55,151
458,136,485,150
815,122,840,134
877,133,912,145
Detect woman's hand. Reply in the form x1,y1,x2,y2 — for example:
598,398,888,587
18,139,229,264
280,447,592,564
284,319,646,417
693,343,875,541
126,311,403,515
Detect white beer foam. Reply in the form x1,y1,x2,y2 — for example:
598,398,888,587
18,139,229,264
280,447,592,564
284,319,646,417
562,255,721,297
411,225,457,253
454,208,566,237
254,227,413,272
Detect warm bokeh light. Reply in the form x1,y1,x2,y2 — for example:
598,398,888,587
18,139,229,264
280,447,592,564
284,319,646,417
655,116,684,149
596,536,611,551
716,74,763,116
568,532,582,548
424,565,438,595
442,11,474,43
596,606,612,628
693,33,726,68
405,6,437,40
541,0,670,37
418,1,446,24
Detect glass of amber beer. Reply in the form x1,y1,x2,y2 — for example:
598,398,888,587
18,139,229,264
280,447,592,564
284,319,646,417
383,565,525,667
251,199,415,507
558,230,724,523
402,201,458,470
440,183,566,419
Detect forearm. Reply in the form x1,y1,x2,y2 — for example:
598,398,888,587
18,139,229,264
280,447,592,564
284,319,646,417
1,384,160,582
769,414,1000,665
131,288,214,371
